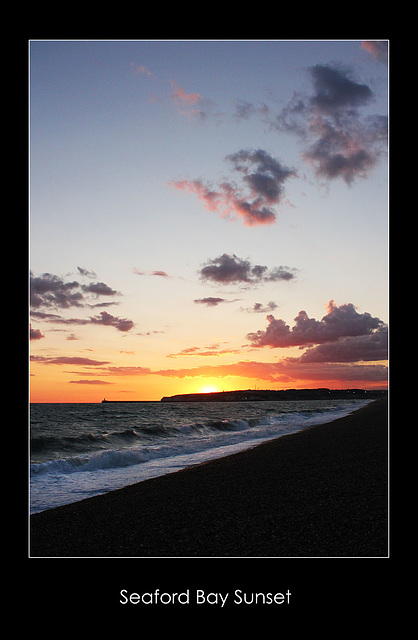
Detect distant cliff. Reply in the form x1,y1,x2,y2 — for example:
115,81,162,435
160,388,387,403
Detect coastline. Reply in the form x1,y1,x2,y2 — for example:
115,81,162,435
29,398,388,558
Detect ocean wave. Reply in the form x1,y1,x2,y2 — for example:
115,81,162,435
30,426,151,457
30,447,153,476
30,401,370,479
30,417,256,458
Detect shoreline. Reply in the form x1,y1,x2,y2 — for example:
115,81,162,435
30,399,388,558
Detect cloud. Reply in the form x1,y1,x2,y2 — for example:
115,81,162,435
31,310,135,332
84,358,386,386
309,63,373,115
30,272,84,309
130,63,153,76
30,355,111,366
277,359,388,383
226,148,296,202
153,359,387,384
30,324,44,341
233,100,270,121
155,360,278,379
297,326,388,363
100,366,152,376
246,300,387,361
169,148,295,226
31,311,63,320
89,311,135,332
30,271,120,309
77,266,97,278
305,65,387,184
168,78,221,122
170,178,277,226
361,41,388,65
199,254,297,286
133,268,170,278
137,330,165,336
166,344,240,359
69,379,114,385
30,270,134,333
81,281,118,296
242,301,279,313
194,297,228,307
273,63,387,184
274,360,388,384
169,78,216,121
302,116,383,184
170,79,201,106
58,339,386,385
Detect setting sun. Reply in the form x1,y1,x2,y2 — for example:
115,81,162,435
199,385,220,394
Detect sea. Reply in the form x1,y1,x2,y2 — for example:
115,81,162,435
30,398,370,514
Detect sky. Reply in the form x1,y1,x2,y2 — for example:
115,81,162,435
29,39,389,402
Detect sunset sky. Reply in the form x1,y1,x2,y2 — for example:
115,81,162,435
29,40,389,402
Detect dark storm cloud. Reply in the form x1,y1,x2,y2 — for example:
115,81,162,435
199,254,297,286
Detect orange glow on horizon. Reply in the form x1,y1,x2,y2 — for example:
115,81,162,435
29,367,388,403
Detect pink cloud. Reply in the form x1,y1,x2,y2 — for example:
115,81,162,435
170,179,276,226
133,268,170,278
130,63,153,76
360,41,388,64
169,149,295,226
170,79,201,105
247,300,385,349
66,356,387,387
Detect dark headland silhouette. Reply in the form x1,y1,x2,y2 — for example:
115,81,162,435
100,388,387,403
